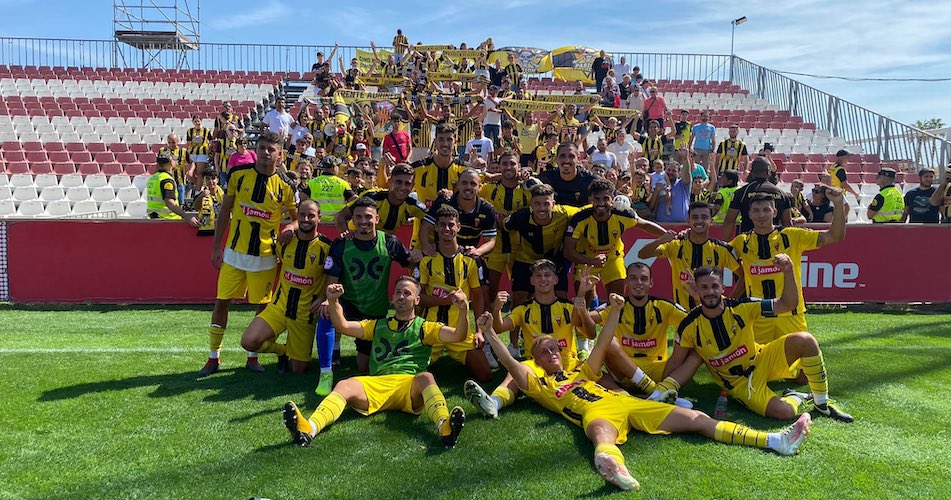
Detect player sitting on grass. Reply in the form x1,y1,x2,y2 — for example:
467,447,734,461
667,255,854,423
282,277,468,448
476,297,812,492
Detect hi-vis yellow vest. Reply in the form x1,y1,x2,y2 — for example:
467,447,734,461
146,171,180,220
309,174,351,222
872,185,904,223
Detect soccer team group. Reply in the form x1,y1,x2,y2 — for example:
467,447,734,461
197,124,854,491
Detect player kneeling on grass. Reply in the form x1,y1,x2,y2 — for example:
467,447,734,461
476,298,812,492
283,278,468,448
666,255,854,423
239,199,331,374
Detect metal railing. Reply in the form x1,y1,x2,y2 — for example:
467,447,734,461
1,36,947,169
731,56,950,169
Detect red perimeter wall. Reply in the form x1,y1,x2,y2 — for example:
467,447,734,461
4,220,950,304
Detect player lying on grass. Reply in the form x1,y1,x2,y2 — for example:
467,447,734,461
282,277,467,448
666,255,854,422
475,299,812,492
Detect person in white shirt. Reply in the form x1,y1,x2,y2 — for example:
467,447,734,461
613,56,631,78
606,131,637,172
482,85,503,147
465,126,495,162
590,138,617,171
262,97,293,139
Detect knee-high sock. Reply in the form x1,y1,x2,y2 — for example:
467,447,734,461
714,421,769,449
800,353,829,405
491,386,516,410
316,317,335,372
308,392,347,436
422,384,450,434
656,376,681,393
257,339,286,356
594,443,626,466
208,324,225,357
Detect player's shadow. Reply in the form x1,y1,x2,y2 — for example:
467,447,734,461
37,357,364,404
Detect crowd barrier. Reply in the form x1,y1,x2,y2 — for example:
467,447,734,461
0,220,948,304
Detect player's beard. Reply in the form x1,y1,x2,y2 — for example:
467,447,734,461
298,221,317,235
701,294,722,309
631,293,647,301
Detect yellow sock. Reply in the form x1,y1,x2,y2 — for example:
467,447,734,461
800,353,829,404
422,384,451,435
258,339,286,356
780,395,802,414
714,421,769,449
208,325,225,355
308,392,346,436
656,376,681,393
594,443,626,466
631,368,657,394
491,386,516,408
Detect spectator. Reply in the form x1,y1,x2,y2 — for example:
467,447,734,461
808,184,835,223
902,168,940,223
159,133,190,206
930,167,951,222
788,179,813,223
262,97,293,139
690,174,711,203
672,110,692,151
590,138,617,171
618,74,633,106
649,160,692,222
503,53,523,91
186,115,213,189
382,115,412,164
642,87,668,130
213,101,242,139
592,50,610,92
296,160,313,199
465,126,495,162
613,56,630,78
482,85,503,145
723,157,792,238
215,124,240,187
714,124,749,175
867,168,905,223
499,121,519,152
626,86,645,132
392,29,409,64
227,135,256,173
489,59,504,88
827,149,860,197
689,110,716,170
710,169,740,223
538,142,597,206
606,131,636,172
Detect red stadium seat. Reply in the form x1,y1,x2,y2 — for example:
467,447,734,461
138,152,157,165
846,173,861,183
48,151,70,163
5,161,30,174
22,142,43,152
800,173,820,184
31,162,53,174
110,143,130,153
53,163,75,175
115,152,137,164
124,163,147,176
94,152,116,164
129,143,149,153
65,142,85,152
86,143,107,154
2,141,22,151
69,151,92,163
100,162,123,176
779,172,800,183
3,150,26,162
45,142,66,152
77,163,101,175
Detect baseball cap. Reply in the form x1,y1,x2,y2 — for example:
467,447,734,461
877,167,897,178
836,149,850,157
156,154,172,166
318,156,340,170
355,143,367,151
302,147,317,158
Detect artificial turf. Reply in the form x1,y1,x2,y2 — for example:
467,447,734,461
1,306,949,499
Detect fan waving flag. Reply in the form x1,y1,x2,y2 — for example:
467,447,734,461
538,46,600,84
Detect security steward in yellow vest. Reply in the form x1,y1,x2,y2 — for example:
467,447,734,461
867,167,904,223
147,154,199,226
308,156,356,223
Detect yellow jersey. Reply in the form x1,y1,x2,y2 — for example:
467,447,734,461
509,298,578,363
186,127,213,154
599,298,686,363
225,165,296,257
730,227,819,317
676,298,774,390
827,164,848,189
410,157,467,206
516,123,539,153
415,250,482,327
531,144,556,172
159,146,190,186
352,189,428,233
715,139,748,173
503,204,580,264
522,360,617,424
657,236,741,310
271,233,332,321
480,182,530,254
567,206,641,259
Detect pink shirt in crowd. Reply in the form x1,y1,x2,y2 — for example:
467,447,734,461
228,150,257,171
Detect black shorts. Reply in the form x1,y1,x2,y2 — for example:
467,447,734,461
511,259,570,294
473,256,490,286
341,300,384,356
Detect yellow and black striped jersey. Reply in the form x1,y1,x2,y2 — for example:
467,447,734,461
504,204,580,263
159,146,190,186
729,227,820,317
186,127,212,153
214,112,241,135
522,361,614,424
271,233,332,320
217,137,238,169
715,139,748,173
657,236,741,310
567,206,641,258
676,298,774,390
509,298,578,363
410,157,467,206
415,250,482,327
531,144,557,172
480,182,530,254
225,165,296,257
351,189,428,233
599,297,686,363
638,135,666,162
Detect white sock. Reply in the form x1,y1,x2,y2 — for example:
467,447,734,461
320,367,332,374
491,396,502,410
208,351,220,359
766,433,780,450
814,394,828,405
631,367,647,384
247,352,258,359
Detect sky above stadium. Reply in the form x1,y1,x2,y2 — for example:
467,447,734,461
0,0,948,127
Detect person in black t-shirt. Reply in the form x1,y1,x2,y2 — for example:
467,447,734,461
419,169,498,258
591,50,610,92
902,168,940,223
723,157,792,238
537,142,597,207
807,185,836,223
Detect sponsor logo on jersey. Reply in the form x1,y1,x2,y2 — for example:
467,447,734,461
284,271,314,286
554,380,585,398
431,286,453,299
621,337,657,349
749,264,781,276
240,203,272,220
709,344,748,367
679,270,692,281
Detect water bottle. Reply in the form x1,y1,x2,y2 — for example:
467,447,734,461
714,390,729,419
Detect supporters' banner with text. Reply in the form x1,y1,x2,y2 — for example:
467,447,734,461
534,93,598,105
355,48,391,73
537,45,600,84
488,47,548,74
500,99,563,112
412,44,454,52
356,75,406,87
590,106,641,117
427,71,486,83
440,49,485,59
334,89,402,104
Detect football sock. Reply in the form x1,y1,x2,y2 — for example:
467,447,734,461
594,443,626,466
801,353,829,405
714,421,769,449
208,324,225,357
781,395,803,414
491,386,516,411
421,385,451,435
656,376,681,393
256,339,286,356
631,367,657,394
308,392,346,436
315,317,336,371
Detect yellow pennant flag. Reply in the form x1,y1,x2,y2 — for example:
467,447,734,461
590,106,640,117
534,94,599,105
500,100,563,112
334,89,402,104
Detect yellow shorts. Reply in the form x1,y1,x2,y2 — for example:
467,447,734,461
216,263,276,304
523,355,578,378
753,314,808,344
635,358,668,383
574,254,625,285
351,374,420,416
485,250,514,274
430,330,476,365
728,335,801,416
257,304,315,363
582,396,674,445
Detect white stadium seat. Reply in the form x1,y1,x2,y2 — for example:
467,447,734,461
91,187,115,203
132,175,150,192
71,200,99,215
0,199,15,217
39,186,66,202
116,186,141,203
99,200,125,215
60,174,85,189
125,200,147,218
45,200,72,217
16,199,44,217
108,175,133,189
13,186,38,203
84,175,108,189
10,173,34,188
34,174,59,189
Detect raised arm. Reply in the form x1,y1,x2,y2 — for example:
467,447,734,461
478,312,532,391
586,293,625,371
325,283,367,338
437,289,470,344
817,187,846,247
490,290,514,333
770,254,799,315
572,270,598,339
637,230,675,258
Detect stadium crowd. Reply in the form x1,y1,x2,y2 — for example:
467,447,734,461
136,30,950,491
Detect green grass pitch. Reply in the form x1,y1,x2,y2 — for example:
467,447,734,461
1,306,950,499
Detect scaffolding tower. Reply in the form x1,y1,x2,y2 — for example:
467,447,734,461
113,0,200,69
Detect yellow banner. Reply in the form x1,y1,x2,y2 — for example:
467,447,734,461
334,89,402,104
356,75,406,86
413,44,454,52
355,48,392,73
553,67,594,85
427,71,486,82
500,99,563,112
590,106,640,117
534,94,598,105
440,49,484,59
